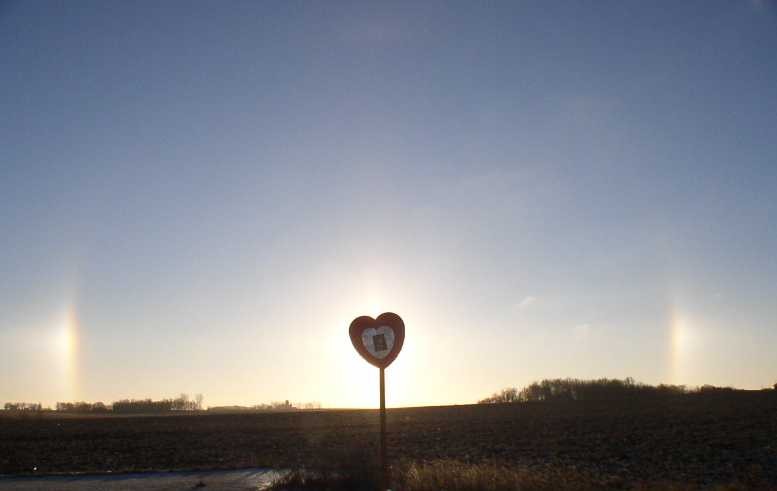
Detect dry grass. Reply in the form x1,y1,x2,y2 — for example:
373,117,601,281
270,460,624,490
269,460,770,491
396,460,603,491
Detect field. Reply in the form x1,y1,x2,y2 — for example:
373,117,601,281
2,391,777,489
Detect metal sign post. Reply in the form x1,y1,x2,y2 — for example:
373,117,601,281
349,312,405,490
379,367,386,486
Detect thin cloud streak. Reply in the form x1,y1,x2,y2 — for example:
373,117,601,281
518,296,537,310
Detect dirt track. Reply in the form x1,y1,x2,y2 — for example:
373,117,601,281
0,468,281,491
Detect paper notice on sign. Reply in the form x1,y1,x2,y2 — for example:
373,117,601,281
361,325,395,359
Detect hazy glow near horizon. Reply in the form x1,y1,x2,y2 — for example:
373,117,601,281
56,306,80,400
2,1,777,409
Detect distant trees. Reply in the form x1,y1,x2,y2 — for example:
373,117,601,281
0,394,326,415
478,388,519,404
173,393,198,411
298,401,322,410
112,394,202,413
698,385,735,393
478,377,722,404
56,401,108,413
254,400,292,411
207,401,321,413
253,400,320,411
4,402,42,412
50,393,206,414
774,382,777,390
111,399,171,413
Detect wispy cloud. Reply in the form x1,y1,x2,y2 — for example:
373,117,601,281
518,296,537,310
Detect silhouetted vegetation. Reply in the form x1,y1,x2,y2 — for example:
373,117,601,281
270,461,610,491
698,384,736,393
55,401,109,413
478,377,738,404
3,402,41,412
112,393,203,413
207,400,321,413
0,394,327,415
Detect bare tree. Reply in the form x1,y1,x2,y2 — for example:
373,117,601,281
195,393,204,410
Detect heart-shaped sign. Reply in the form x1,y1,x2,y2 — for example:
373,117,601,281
349,312,405,369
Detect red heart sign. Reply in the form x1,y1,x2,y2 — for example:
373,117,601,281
349,312,405,369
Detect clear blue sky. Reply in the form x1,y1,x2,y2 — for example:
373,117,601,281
2,1,776,408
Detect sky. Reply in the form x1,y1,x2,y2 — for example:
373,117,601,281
1,1,777,409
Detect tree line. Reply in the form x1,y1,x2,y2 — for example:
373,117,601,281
1,395,324,414
207,400,322,413
112,393,204,413
3,402,42,412
3,393,204,413
56,401,109,413
477,377,754,404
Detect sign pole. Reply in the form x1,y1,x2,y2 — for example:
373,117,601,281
379,367,387,489
348,313,404,490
